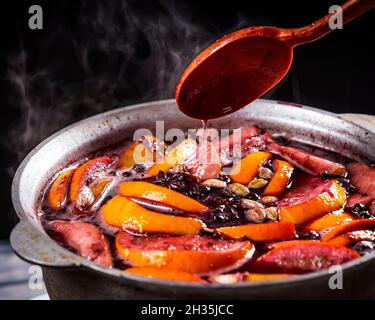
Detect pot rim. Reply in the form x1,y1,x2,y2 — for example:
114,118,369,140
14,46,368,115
10,98,375,290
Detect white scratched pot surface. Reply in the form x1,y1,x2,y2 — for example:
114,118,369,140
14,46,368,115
340,114,375,132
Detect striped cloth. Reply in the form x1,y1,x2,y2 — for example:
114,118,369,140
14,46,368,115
0,240,48,300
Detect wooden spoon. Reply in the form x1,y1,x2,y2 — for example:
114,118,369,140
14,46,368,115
176,0,374,120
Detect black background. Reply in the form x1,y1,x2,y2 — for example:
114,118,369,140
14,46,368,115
0,0,374,238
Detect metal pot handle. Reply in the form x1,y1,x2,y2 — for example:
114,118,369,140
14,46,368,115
10,220,82,267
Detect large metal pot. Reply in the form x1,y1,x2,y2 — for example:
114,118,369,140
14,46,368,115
10,99,375,299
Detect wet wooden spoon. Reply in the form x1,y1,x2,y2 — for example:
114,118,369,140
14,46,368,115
176,0,374,120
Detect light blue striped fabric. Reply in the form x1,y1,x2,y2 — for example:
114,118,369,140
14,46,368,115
0,240,48,300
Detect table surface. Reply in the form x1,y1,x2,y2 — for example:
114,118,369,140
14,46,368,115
1,113,374,300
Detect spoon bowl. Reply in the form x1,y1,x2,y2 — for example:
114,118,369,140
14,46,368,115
176,27,293,120
176,0,374,120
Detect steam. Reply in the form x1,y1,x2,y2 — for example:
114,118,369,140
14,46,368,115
4,0,258,174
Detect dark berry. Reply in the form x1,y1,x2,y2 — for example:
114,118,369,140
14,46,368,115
133,163,146,173
351,203,374,219
297,230,321,240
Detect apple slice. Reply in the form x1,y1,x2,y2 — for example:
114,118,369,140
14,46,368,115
210,272,290,284
229,151,272,185
125,267,206,283
217,221,296,242
118,181,208,213
216,127,264,165
102,195,204,235
69,157,113,208
47,169,75,211
263,160,294,196
346,194,374,210
116,232,254,275
48,221,112,267
347,162,375,195
148,138,197,176
185,139,222,181
251,242,359,274
279,178,346,225
346,162,375,214
267,143,346,177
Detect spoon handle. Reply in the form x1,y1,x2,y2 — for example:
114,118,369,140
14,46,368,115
282,0,375,47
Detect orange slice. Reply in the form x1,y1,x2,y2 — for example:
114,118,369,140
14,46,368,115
327,230,375,247
90,179,111,198
217,221,296,242
118,136,164,168
125,267,206,283
102,195,204,235
116,232,254,274
118,181,208,213
245,273,291,281
47,169,75,211
263,160,294,196
229,151,272,184
279,180,346,225
304,211,355,232
118,142,152,168
148,138,197,176
69,157,113,204
321,219,375,242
